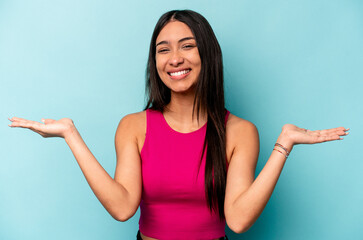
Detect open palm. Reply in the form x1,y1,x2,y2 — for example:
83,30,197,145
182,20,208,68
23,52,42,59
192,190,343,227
282,124,349,145
9,117,74,138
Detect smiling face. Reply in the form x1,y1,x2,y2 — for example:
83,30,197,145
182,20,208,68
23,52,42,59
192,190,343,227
155,21,201,94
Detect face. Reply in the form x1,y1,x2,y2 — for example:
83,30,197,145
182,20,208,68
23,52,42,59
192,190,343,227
155,21,201,94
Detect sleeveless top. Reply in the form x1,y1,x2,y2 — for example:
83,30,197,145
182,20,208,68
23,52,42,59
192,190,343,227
139,109,230,240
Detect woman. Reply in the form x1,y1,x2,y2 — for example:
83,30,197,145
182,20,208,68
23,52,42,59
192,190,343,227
8,10,348,240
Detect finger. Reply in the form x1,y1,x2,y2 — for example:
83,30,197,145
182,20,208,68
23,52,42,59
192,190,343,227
324,129,348,137
9,121,28,128
9,120,43,130
336,129,349,136
323,127,347,134
9,118,30,126
9,117,31,122
314,127,347,136
315,134,341,143
9,118,31,126
9,121,30,128
315,130,349,141
42,118,56,125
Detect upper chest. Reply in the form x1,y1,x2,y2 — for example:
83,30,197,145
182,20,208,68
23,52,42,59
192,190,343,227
135,110,236,164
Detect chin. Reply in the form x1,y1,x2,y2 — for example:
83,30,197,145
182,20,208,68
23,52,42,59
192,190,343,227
170,85,196,94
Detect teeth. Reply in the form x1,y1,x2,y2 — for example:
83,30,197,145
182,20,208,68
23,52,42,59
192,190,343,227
170,69,190,76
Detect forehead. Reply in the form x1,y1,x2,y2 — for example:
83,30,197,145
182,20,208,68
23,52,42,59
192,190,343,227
156,21,195,44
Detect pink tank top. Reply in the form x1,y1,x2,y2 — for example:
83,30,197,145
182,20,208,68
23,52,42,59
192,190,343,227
139,109,230,240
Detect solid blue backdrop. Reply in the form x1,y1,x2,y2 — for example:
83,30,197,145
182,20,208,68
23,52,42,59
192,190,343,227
1,0,362,239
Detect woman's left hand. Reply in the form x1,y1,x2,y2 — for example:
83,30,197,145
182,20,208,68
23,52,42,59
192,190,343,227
281,124,349,147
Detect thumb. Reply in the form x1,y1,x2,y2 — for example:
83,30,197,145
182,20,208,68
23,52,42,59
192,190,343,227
41,118,56,124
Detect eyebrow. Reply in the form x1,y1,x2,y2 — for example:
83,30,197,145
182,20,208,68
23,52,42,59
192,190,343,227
156,37,195,47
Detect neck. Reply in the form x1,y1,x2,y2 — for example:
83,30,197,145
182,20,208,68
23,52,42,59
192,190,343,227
164,91,207,127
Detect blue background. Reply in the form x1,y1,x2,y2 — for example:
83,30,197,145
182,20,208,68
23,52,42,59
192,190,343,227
1,0,362,239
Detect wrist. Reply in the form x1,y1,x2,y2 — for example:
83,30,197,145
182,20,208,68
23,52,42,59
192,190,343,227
63,122,77,140
276,131,294,153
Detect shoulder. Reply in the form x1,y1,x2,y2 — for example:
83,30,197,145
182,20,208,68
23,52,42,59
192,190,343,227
226,113,258,140
115,111,146,140
118,111,146,127
225,113,259,163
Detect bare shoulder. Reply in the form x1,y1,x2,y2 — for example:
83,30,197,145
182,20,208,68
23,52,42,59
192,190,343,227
226,113,258,140
116,111,146,135
226,113,259,163
115,111,146,150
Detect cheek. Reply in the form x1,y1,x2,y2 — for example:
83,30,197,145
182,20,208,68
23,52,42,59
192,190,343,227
155,58,166,73
155,60,168,82
189,52,201,68
192,57,201,72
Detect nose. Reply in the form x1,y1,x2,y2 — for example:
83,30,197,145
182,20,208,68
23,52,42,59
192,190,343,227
168,51,184,67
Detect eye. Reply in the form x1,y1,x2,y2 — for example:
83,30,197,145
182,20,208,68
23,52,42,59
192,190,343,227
182,44,195,49
157,48,169,53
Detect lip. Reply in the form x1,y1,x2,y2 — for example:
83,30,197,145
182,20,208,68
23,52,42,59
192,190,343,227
167,68,191,80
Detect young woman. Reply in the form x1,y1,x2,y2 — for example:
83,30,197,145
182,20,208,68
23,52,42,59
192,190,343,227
8,10,348,240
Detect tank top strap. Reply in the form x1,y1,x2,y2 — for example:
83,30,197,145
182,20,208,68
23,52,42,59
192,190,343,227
145,109,167,134
141,109,164,156
224,109,230,169
224,109,230,126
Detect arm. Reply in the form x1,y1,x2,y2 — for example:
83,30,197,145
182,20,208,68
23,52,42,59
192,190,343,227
224,117,349,233
9,114,143,221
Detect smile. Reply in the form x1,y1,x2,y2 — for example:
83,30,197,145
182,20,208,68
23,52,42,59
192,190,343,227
168,69,191,80
169,69,190,76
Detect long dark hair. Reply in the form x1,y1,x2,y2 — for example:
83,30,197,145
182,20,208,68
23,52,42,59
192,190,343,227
144,10,226,220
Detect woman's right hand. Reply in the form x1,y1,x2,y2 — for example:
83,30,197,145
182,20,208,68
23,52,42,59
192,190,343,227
8,117,75,139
